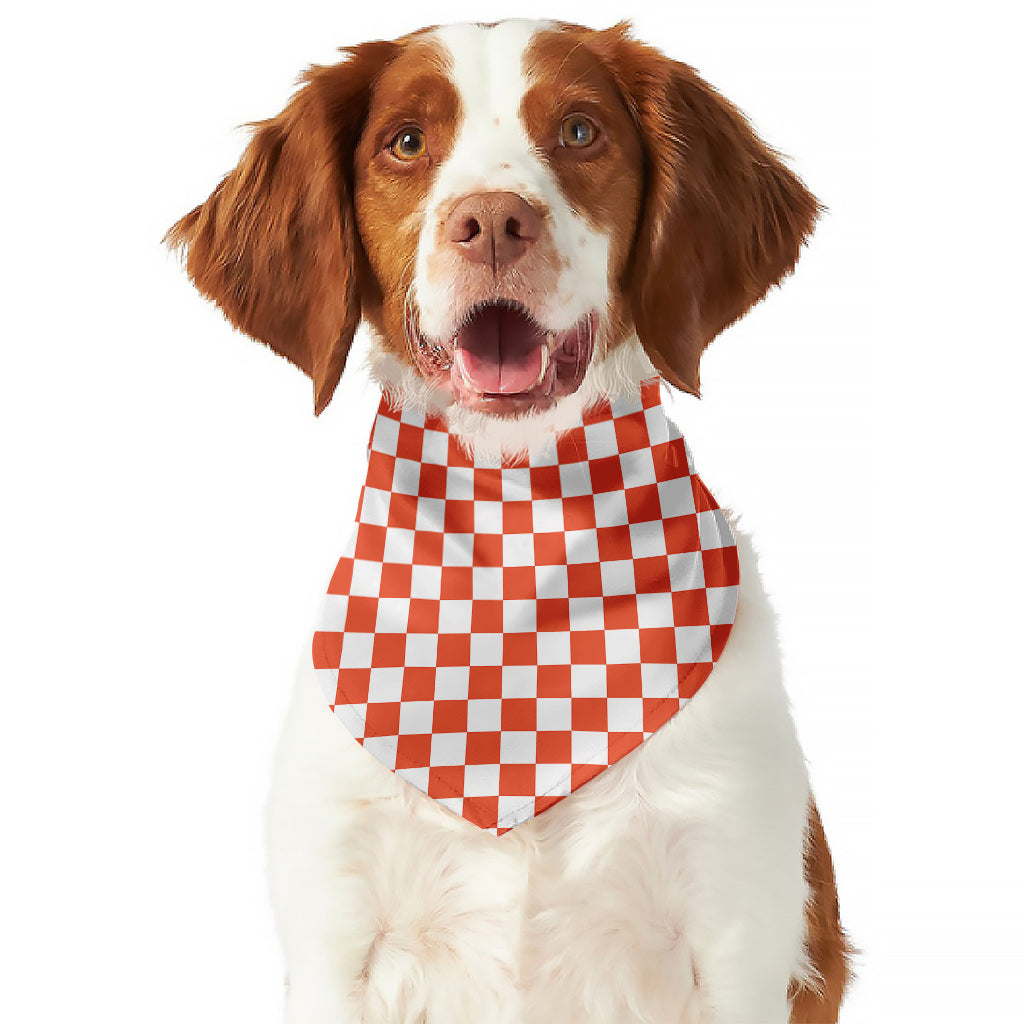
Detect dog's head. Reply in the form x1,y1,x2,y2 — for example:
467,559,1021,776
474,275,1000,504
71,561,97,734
168,19,817,441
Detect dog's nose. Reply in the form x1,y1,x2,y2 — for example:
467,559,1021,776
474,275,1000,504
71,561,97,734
445,191,542,269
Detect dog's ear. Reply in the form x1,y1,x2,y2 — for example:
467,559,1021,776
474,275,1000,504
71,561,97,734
588,24,820,395
165,42,398,414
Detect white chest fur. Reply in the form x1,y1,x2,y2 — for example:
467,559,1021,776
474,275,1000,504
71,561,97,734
268,522,812,1024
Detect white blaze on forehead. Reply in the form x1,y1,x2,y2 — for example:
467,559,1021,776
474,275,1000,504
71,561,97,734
431,20,550,192
415,19,612,341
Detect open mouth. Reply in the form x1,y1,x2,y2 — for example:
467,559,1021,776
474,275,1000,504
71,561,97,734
412,299,594,413
456,302,550,394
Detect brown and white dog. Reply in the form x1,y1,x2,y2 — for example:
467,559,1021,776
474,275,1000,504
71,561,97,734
168,18,851,1023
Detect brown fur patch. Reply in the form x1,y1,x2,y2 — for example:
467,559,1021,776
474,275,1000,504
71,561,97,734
165,40,402,414
790,800,854,1023
353,38,461,357
574,22,821,394
521,29,645,352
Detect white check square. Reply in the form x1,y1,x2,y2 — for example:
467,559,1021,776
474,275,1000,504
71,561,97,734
593,489,628,527
697,508,730,549
644,403,671,445
462,762,500,796
502,533,535,567
472,565,503,594
414,496,446,531
500,731,536,764
619,447,655,481
382,527,416,563
559,462,592,497
604,629,641,664
359,487,391,526
474,500,503,534
629,519,668,558
568,596,604,629
657,476,696,517
371,416,399,456
534,563,568,598
706,585,739,625
535,696,571,730
409,564,442,600
500,467,532,500
534,762,572,797
466,699,502,731
441,532,474,567
675,625,712,662
640,662,678,698
531,497,564,532
367,667,405,703
399,700,435,734
600,558,636,596
583,418,618,457
606,697,644,731
337,631,373,668
318,594,349,632
375,597,409,632
391,458,421,496
536,631,571,665
348,558,382,597
571,730,607,764
470,632,503,667
437,599,473,633
497,796,535,828
433,665,470,700
500,666,536,698
565,528,600,564
444,470,475,501
430,731,467,766
503,599,537,632
635,591,674,628
405,633,439,667
667,550,704,591
570,664,606,696
421,428,449,465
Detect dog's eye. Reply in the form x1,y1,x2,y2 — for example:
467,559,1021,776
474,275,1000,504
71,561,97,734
559,114,598,149
389,127,427,162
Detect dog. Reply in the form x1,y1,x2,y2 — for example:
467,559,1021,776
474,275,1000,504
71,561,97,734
167,18,851,1023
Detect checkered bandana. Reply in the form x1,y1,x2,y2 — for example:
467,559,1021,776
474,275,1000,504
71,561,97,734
312,379,739,834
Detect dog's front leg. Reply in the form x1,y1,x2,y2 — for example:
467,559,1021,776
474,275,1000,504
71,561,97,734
268,659,529,1024
657,529,815,1024
267,662,392,1023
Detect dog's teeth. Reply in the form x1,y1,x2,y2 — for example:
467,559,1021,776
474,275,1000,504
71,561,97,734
536,345,550,385
546,331,556,350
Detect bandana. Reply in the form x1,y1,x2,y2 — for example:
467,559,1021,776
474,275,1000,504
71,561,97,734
312,379,739,834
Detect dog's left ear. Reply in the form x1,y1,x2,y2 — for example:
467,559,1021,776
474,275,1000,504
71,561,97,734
165,42,398,414
588,25,820,394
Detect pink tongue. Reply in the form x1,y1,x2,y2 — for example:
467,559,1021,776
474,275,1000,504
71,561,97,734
455,305,546,394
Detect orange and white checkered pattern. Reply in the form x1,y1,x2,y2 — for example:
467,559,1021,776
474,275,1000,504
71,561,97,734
312,379,739,834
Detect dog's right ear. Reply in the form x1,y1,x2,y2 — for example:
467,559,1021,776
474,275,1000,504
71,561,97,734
165,41,398,414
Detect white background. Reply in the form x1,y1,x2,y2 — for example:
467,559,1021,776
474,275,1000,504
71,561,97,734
1,1,1020,1020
